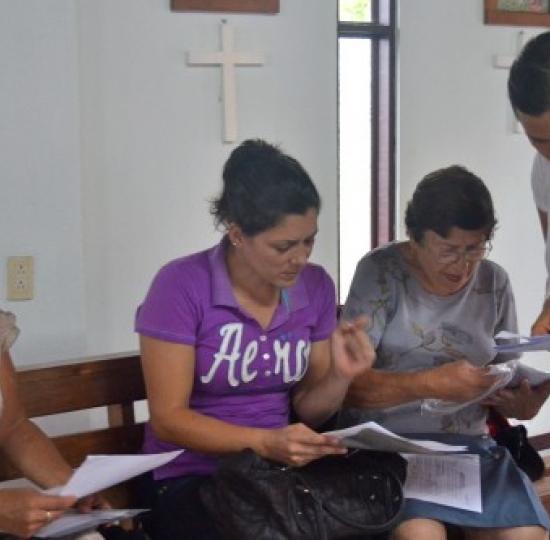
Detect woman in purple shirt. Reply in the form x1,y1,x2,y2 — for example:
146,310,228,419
135,139,374,539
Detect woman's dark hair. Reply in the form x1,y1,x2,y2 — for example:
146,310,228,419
509,31,550,116
211,139,320,236
405,165,497,243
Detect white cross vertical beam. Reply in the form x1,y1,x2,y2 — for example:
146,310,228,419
187,21,265,143
493,31,525,134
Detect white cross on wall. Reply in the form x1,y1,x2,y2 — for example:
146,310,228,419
493,31,525,134
187,21,265,143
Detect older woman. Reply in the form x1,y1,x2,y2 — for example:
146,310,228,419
341,166,550,540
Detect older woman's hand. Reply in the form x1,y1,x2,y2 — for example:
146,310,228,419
330,316,376,380
0,488,76,538
428,359,499,402
482,379,550,420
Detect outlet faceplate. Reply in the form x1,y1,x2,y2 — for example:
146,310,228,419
7,256,34,301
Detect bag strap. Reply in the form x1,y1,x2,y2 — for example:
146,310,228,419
293,467,403,534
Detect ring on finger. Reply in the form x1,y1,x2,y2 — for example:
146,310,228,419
46,510,52,522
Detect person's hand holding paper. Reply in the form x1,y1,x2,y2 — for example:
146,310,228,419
36,450,182,538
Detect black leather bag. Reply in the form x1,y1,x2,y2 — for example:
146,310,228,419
496,424,545,481
488,408,545,481
200,449,407,540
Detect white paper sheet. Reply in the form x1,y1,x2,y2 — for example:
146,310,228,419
402,453,482,513
36,509,146,538
324,421,467,453
47,450,183,498
494,331,550,353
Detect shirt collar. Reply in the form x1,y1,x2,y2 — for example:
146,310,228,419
208,236,310,313
209,237,238,308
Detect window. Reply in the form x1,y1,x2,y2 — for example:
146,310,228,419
338,0,396,301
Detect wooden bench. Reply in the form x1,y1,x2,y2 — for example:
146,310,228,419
0,352,146,508
2,351,550,519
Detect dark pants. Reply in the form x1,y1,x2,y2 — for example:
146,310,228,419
140,473,222,540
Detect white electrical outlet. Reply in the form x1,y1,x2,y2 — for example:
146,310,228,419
7,256,34,301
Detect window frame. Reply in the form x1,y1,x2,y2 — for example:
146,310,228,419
337,0,397,260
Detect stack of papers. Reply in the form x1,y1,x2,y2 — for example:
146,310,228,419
324,421,467,453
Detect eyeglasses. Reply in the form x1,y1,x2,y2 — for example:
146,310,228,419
432,241,492,265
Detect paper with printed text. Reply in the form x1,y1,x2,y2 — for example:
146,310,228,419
402,453,482,512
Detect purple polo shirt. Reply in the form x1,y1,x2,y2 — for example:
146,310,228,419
135,238,336,480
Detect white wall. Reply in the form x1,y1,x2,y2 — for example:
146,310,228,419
77,0,338,356
1,0,337,362
398,0,550,434
0,0,87,364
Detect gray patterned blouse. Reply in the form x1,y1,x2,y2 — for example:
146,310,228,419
341,242,519,436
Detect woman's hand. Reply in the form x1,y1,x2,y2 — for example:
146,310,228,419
482,379,550,420
256,423,346,467
331,316,376,380
428,359,499,402
0,488,76,538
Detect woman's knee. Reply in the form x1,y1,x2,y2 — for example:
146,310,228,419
392,518,447,540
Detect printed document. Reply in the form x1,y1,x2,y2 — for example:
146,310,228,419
403,453,482,513
324,421,467,453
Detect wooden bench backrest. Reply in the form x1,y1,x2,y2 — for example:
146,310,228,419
6,350,550,514
0,353,147,505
